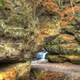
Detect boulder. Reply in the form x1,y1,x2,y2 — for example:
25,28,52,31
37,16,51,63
0,62,31,80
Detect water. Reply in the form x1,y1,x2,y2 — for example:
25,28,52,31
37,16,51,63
36,51,48,60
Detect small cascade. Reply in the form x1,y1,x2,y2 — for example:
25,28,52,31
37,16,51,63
36,51,48,60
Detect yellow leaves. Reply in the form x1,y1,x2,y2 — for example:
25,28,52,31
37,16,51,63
0,72,5,80
35,24,59,45
65,55,80,60
0,68,17,80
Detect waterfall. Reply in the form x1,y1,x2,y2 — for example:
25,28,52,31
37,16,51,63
36,51,48,60
42,52,47,60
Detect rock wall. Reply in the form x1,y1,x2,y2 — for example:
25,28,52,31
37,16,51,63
0,0,33,79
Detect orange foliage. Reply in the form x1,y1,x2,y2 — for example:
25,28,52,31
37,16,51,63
35,26,56,45
0,68,16,80
42,0,80,26
42,0,60,15
34,0,80,46
60,16,75,26
40,72,64,80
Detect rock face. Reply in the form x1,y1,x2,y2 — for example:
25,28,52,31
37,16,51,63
35,0,80,64
44,22,80,64
0,0,33,62
44,33,80,64
0,0,32,80
45,34,79,54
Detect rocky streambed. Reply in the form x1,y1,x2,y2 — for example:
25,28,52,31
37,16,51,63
30,61,80,80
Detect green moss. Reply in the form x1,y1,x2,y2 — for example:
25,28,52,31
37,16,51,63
47,54,80,64
0,0,4,8
64,54,80,64
47,55,67,63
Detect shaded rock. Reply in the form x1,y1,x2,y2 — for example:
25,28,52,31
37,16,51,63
0,62,31,80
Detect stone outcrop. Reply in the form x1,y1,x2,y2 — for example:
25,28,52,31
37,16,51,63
43,12,80,64
0,0,33,61
0,0,32,80
0,62,31,80
44,24,80,64
42,0,80,64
